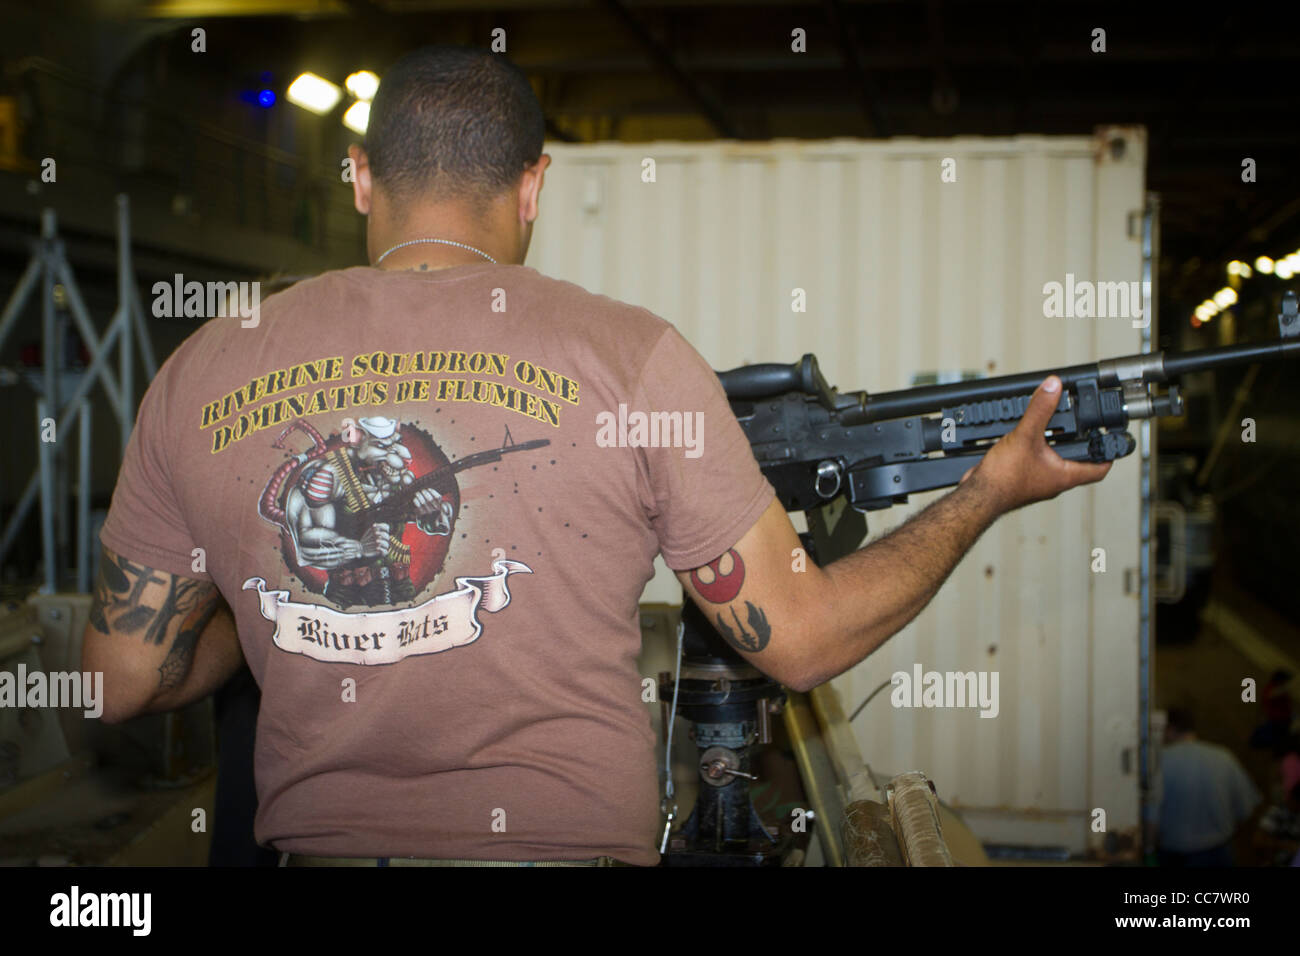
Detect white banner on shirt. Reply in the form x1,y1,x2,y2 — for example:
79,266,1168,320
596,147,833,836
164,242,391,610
242,560,531,665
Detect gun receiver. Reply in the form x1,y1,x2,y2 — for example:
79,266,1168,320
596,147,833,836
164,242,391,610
719,291,1298,513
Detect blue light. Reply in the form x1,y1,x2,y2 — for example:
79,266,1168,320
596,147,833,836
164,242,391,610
258,89,276,108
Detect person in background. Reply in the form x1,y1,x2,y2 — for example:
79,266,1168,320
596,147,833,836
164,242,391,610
1249,669,1295,751
1253,735,1300,866
1153,708,1262,866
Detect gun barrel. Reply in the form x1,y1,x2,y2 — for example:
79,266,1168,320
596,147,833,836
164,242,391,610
840,339,1297,425
1158,340,1297,377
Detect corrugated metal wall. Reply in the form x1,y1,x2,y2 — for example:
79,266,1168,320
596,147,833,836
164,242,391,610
531,132,1147,851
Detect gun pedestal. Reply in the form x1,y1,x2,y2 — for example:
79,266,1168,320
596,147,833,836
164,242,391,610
658,601,788,865
658,505,868,866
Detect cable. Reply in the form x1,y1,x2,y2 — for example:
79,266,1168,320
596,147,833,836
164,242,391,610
659,620,684,854
849,678,894,724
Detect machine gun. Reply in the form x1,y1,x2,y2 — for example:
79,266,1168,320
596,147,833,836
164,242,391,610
658,291,1298,867
720,291,1298,516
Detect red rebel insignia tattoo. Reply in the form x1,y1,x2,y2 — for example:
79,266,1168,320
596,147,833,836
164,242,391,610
690,549,745,604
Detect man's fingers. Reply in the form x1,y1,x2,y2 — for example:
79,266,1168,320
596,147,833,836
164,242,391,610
1055,458,1113,485
1016,376,1064,437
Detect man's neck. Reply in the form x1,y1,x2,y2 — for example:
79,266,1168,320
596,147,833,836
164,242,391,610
369,198,513,271
373,242,498,273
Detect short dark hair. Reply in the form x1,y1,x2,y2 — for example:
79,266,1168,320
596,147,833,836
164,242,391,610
364,46,545,205
1166,708,1195,736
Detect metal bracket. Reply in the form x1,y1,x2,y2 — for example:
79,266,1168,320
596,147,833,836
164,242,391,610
1280,290,1298,339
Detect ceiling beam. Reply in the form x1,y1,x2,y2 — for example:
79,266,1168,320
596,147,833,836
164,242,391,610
821,0,889,136
595,0,737,138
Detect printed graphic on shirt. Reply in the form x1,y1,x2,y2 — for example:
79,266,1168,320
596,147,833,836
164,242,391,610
256,412,551,605
243,558,532,665
246,412,548,663
203,347,577,666
198,350,580,455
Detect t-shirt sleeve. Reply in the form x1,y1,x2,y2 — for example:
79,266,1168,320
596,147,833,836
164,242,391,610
634,325,774,570
99,349,212,581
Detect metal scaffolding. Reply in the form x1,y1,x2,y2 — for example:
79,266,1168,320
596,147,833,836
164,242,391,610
0,194,156,593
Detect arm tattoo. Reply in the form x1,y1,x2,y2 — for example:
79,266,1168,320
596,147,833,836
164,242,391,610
142,576,207,647
89,549,220,690
91,551,211,645
690,549,769,652
157,594,219,691
91,551,162,634
714,601,771,654
690,549,746,604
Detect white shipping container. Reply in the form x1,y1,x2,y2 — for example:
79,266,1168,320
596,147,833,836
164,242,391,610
530,131,1149,855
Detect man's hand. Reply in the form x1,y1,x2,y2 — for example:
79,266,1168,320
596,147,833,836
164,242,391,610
961,375,1113,514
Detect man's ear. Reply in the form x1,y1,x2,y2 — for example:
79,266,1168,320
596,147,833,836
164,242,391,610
518,153,551,225
349,144,373,215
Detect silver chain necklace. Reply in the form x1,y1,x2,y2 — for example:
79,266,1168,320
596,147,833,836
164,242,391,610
374,237,497,266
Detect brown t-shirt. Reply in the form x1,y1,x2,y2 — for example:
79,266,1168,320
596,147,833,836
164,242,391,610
99,263,773,865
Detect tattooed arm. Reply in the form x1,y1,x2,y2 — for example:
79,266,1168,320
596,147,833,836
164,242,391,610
677,378,1111,692
676,498,838,693
677,491,1001,693
82,546,245,724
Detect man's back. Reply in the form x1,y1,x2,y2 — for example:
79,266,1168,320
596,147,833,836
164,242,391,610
1157,739,1261,854
99,263,772,864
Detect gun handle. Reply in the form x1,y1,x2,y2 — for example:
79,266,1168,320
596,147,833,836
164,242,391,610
717,354,833,405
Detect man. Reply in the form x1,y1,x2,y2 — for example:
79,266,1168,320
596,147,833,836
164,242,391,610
1153,708,1262,866
83,46,1110,866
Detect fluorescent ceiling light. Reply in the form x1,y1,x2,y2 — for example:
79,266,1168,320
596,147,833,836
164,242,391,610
287,72,342,114
346,70,380,101
342,99,370,134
